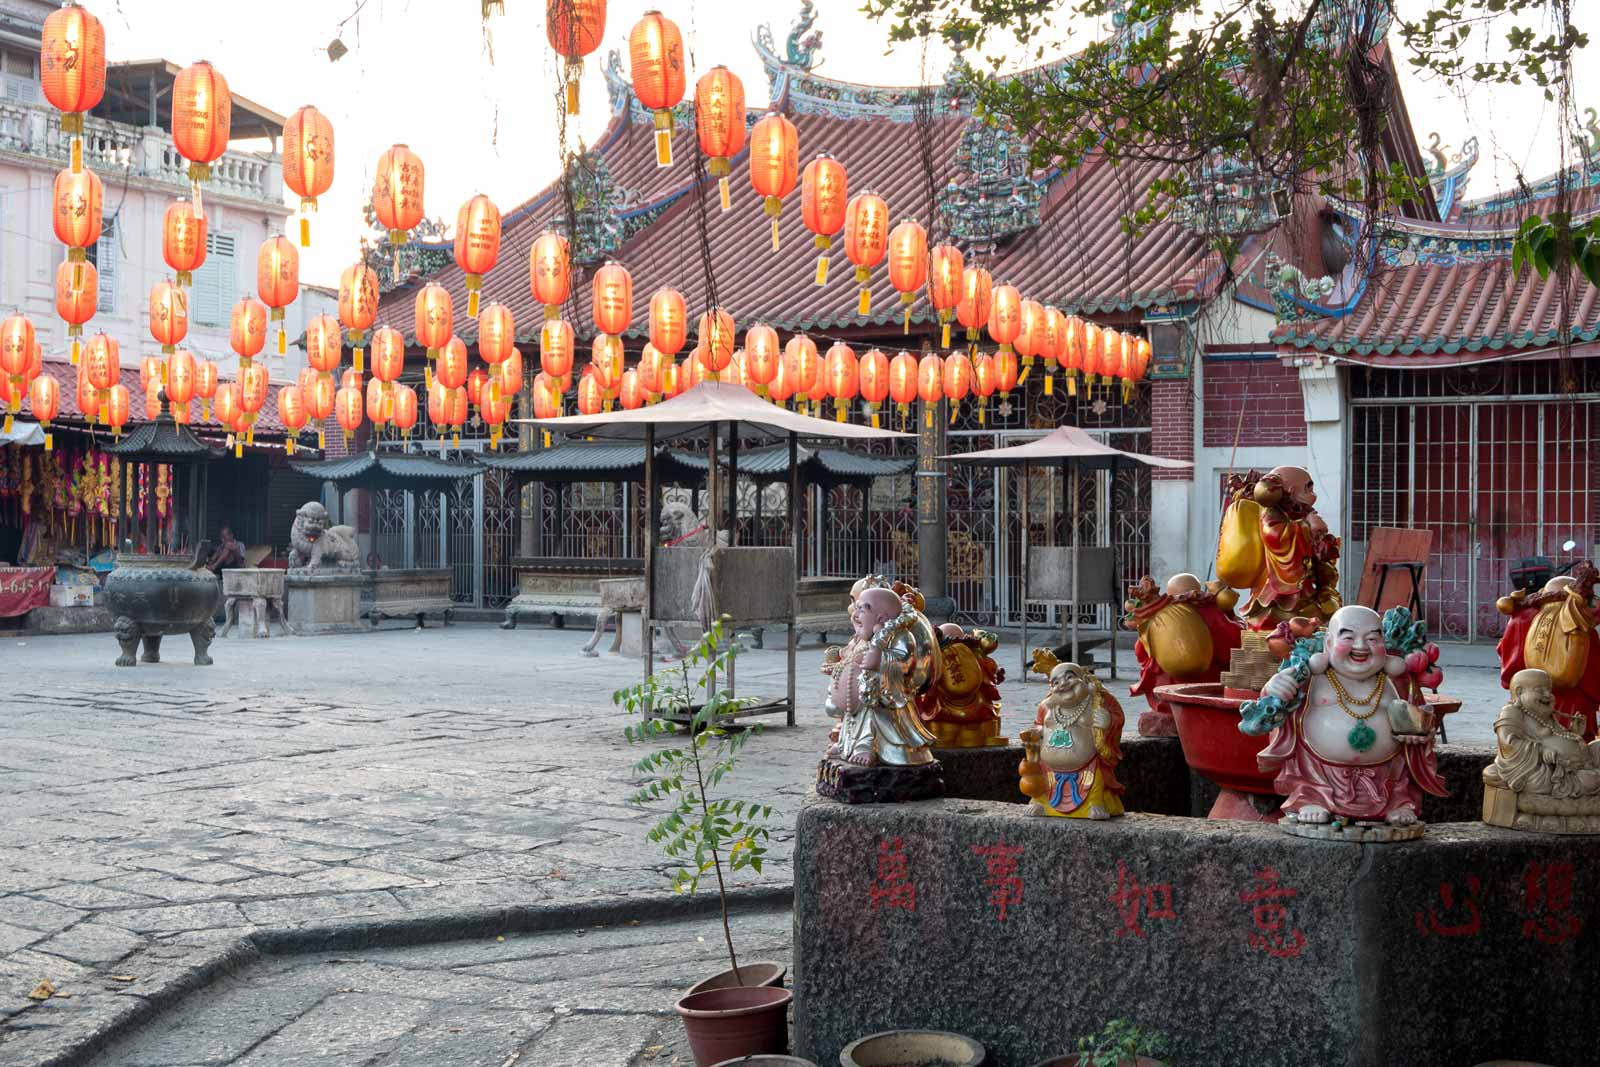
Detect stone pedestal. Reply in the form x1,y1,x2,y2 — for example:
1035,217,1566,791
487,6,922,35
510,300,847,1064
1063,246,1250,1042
363,568,453,627
285,568,364,635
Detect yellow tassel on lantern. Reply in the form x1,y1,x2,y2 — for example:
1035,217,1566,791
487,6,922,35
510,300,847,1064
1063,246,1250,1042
44,431,53,451
70,136,82,173
834,399,846,422
1044,373,1053,397
318,426,325,449
925,407,933,428
941,322,951,349
2,414,11,435
871,412,880,428
286,438,295,455
859,289,872,317
814,256,830,287
425,365,433,391
655,110,674,167
299,216,310,247
354,348,365,373
452,431,461,448
70,339,80,365
948,401,959,425
234,439,243,458
277,326,286,355
1068,371,1078,397
765,196,783,251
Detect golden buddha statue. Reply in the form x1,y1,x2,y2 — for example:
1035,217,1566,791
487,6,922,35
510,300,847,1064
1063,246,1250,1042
915,624,1007,748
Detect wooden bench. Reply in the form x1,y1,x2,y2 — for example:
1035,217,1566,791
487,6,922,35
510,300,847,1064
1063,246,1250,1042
362,568,454,629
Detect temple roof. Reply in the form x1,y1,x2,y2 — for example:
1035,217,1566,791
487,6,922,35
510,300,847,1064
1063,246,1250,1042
287,451,483,489
101,412,224,462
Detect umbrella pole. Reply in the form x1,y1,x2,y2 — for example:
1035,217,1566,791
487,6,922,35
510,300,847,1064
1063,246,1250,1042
727,422,737,699
1069,459,1080,668
1021,464,1029,677
644,425,656,690
787,430,799,727
705,425,719,699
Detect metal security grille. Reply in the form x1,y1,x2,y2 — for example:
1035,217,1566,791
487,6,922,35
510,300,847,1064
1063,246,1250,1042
482,467,519,608
1348,360,1600,641
447,479,475,604
371,489,406,568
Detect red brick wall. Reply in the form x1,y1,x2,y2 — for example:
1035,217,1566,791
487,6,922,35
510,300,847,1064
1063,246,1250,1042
1151,378,1194,481
1202,356,1307,447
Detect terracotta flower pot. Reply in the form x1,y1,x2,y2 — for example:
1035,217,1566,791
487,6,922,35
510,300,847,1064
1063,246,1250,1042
839,1029,985,1067
675,985,793,1067
686,960,788,998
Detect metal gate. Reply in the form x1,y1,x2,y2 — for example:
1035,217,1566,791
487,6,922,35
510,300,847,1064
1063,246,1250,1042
1347,361,1600,641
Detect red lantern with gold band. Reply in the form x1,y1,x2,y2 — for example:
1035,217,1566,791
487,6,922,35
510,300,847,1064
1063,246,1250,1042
256,236,298,355
454,194,501,317
53,166,101,290
766,347,795,406
824,342,858,421
479,303,515,366
531,371,561,419
629,11,685,167
436,337,469,391
695,66,744,210
41,2,105,173
195,358,218,420
0,315,32,433
28,374,59,450
529,231,570,320
698,307,735,375
336,263,377,370
75,362,99,421
163,199,207,287
305,313,342,375
103,382,129,437
366,376,391,427
172,62,231,188
481,373,511,447
392,383,418,437
54,259,96,365
955,266,992,350
1080,320,1101,398
149,281,188,356
84,332,119,418
466,367,487,409
843,192,888,316
989,284,1021,355
167,349,197,408
745,324,779,395
786,334,818,403
591,261,633,338
335,383,362,441
885,221,929,336
541,318,575,381
1033,306,1062,396
282,105,334,246
1015,299,1043,384
548,0,605,116
618,367,646,411
371,326,405,384
942,352,971,424
230,296,267,365
649,287,687,356
749,111,798,251
496,347,523,398
373,144,424,246
927,244,962,349
858,348,889,426
801,154,847,286
916,352,943,427
576,370,604,416
278,384,307,454
414,282,452,389
591,335,623,398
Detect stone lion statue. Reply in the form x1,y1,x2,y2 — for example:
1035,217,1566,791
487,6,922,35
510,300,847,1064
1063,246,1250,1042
658,499,728,547
287,501,359,569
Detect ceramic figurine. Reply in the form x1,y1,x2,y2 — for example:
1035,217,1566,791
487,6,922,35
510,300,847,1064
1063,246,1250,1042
817,577,944,804
915,624,1007,747
1018,662,1126,819
1495,563,1600,740
1241,605,1447,841
1482,668,1600,833
1215,466,1340,630
1124,573,1245,736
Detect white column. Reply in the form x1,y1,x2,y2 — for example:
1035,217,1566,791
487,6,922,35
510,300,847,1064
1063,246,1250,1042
1297,360,1347,594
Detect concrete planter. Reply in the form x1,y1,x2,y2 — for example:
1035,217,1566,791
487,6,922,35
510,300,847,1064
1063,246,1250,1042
839,1030,985,1067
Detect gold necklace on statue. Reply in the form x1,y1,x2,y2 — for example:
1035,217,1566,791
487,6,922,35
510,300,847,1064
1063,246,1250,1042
1327,671,1384,752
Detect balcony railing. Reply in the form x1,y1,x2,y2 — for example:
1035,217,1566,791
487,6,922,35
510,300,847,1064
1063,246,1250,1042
0,97,283,205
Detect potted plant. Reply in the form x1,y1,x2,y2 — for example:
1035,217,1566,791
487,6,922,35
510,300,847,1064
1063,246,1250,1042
617,619,794,1067
1030,1019,1169,1067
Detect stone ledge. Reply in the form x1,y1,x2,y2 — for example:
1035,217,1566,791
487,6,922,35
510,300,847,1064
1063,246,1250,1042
793,798,1600,1067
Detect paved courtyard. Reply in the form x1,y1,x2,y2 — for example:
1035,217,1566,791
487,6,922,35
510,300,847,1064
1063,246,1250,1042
0,624,1506,1066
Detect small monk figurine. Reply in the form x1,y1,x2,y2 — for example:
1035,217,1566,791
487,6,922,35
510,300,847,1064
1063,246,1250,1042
915,623,1006,747
1124,573,1244,736
820,577,940,767
1495,563,1600,740
1018,662,1126,819
1215,466,1341,631
1245,605,1448,837
1482,668,1600,833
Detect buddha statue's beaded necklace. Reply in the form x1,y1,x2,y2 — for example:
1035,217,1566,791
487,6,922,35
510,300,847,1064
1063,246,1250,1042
1327,670,1385,752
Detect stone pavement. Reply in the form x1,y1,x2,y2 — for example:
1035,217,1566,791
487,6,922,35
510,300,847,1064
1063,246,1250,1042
81,907,793,1067
0,624,1509,1066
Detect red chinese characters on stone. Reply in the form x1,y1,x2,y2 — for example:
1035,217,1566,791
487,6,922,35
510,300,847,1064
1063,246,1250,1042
869,837,916,912
1239,867,1307,958
1413,875,1482,939
971,841,1024,922
1521,861,1583,945
1108,860,1177,939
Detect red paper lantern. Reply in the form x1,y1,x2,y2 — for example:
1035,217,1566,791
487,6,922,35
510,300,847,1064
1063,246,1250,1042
138,355,160,396
256,236,298,354
84,331,119,392
745,324,779,391
339,263,379,367
366,375,390,425
801,153,847,284
785,335,818,399
479,302,515,365
989,283,1021,352
305,314,342,374
943,352,972,403
282,105,334,245
240,362,269,415
685,344,708,389
373,144,425,244
230,297,267,362
436,336,469,390
1016,298,1044,377
541,318,575,380
75,363,99,420
618,367,646,410
480,376,511,442
306,372,335,423
163,199,207,286
767,347,796,405
41,2,105,172
577,371,604,415
695,66,744,209
824,342,858,420
529,231,571,319
629,11,685,167
52,167,102,276
1079,320,1101,394
172,62,231,184
28,374,59,448
887,220,928,333
750,111,799,250
466,366,488,408
843,192,888,315
806,358,830,407
103,382,129,433
649,287,687,356
342,368,362,391
973,352,997,398
414,283,453,390
371,326,405,383
698,308,735,374
927,244,963,348
1,317,34,418
196,358,218,412
167,349,197,406
859,347,889,406
955,266,992,346
454,194,501,316
638,343,664,397
532,372,561,419
392,384,418,436
335,384,362,438
148,281,188,355
592,261,633,337
917,352,943,406
278,384,307,452
54,259,96,363
497,347,524,398
548,0,606,115
591,335,623,394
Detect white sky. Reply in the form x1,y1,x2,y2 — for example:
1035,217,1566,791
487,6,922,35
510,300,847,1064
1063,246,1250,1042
93,0,1590,286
